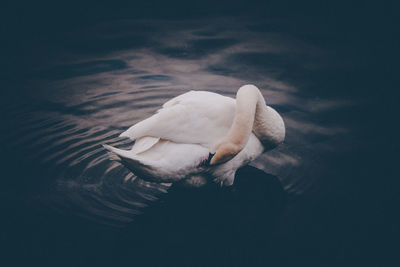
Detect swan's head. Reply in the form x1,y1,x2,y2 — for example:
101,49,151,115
209,140,241,165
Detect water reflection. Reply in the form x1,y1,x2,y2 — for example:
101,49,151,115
1,17,357,227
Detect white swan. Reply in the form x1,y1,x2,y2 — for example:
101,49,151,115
103,84,285,187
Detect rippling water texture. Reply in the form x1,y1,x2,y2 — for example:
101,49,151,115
1,14,396,267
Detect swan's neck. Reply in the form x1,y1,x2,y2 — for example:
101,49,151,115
225,85,263,149
210,85,285,165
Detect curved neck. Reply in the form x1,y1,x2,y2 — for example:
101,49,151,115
210,84,285,165
233,85,285,150
224,85,266,150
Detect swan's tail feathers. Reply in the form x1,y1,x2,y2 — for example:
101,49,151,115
102,144,154,176
102,144,130,162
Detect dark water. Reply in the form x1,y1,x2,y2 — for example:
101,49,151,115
1,3,398,267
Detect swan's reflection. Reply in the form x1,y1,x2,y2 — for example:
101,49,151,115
119,165,286,266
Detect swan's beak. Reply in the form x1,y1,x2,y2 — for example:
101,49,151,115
209,149,239,165
209,141,241,165
206,152,216,166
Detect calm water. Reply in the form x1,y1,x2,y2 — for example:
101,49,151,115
1,14,396,267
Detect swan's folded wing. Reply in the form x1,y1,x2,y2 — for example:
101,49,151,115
120,91,235,150
131,136,160,154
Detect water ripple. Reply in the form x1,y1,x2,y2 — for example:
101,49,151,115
1,17,356,227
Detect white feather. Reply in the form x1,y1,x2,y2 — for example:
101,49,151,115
119,91,235,150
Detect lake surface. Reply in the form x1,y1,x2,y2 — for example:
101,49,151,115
1,11,397,267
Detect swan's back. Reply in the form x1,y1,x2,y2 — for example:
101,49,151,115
120,91,236,149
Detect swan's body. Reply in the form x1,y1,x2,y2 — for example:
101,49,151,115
103,85,285,186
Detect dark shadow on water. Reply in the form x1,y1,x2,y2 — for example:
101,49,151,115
0,160,286,267
118,165,286,267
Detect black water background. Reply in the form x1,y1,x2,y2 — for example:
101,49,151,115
1,1,398,266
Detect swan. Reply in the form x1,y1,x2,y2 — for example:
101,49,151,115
103,84,285,187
